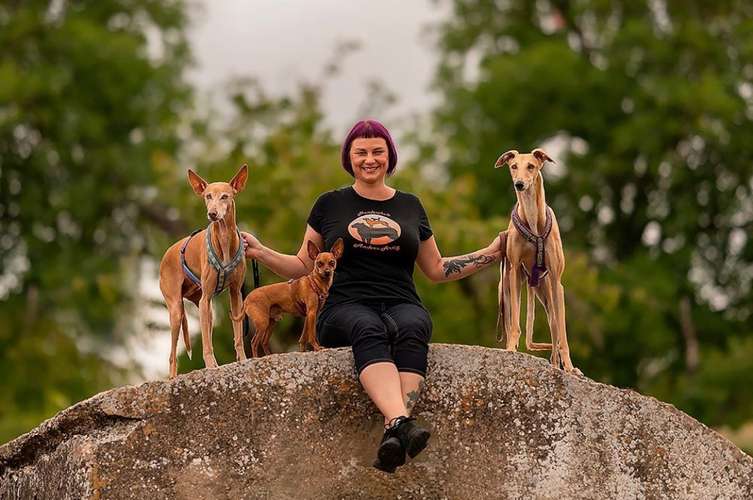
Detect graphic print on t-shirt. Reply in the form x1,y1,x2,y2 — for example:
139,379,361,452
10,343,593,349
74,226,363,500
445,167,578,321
348,212,402,246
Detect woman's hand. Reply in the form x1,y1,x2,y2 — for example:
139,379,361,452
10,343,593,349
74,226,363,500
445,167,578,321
241,231,263,259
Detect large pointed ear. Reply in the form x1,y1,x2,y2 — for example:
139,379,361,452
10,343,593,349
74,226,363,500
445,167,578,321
229,164,248,193
495,150,518,168
187,169,208,196
532,149,554,164
307,240,321,261
330,238,344,260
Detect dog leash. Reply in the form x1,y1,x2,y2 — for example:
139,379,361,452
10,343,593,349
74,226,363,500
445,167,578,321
511,202,553,287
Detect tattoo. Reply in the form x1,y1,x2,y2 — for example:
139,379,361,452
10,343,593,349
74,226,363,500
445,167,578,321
405,380,426,412
442,253,496,277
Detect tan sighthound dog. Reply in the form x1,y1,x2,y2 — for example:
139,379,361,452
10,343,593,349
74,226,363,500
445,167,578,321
495,149,578,373
233,238,344,357
159,165,248,379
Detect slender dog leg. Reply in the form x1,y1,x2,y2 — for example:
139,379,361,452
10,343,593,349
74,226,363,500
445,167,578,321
262,323,273,355
496,260,506,342
525,285,552,351
250,315,268,358
228,284,247,363
199,293,218,368
554,281,575,372
165,298,183,379
505,265,522,351
542,279,561,368
299,311,319,352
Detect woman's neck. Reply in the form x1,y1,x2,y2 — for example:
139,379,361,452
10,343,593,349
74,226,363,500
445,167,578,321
352,180,395,201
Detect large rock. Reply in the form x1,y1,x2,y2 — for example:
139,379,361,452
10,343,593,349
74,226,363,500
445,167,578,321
1,344,751,499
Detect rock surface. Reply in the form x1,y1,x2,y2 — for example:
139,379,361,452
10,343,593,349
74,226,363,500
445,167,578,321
1,344,752,499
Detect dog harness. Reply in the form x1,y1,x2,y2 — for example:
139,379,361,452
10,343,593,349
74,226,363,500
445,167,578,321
180,223,245,296
287,275,329,316
511,202,553,287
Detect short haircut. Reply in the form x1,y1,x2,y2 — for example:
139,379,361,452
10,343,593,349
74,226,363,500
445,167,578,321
341,119,398,176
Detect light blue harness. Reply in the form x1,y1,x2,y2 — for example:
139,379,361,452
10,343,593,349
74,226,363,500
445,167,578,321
180,223,244,296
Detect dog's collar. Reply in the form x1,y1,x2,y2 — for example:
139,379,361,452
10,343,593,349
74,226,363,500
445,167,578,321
511,202,553,287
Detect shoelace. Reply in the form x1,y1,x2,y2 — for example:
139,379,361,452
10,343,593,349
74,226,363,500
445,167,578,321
385,415,415,431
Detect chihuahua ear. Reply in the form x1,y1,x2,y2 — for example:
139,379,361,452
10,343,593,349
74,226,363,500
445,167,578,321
330,238,344,260
187,169,208,196
532,149,554,164
495,150,518,168
229,164,248,193
307,240,321,261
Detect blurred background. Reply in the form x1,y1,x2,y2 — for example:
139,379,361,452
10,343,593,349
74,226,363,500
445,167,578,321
1,0,752,454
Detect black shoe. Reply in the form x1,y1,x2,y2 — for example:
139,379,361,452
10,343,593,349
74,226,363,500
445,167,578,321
373,426,405,473
392,416,431,458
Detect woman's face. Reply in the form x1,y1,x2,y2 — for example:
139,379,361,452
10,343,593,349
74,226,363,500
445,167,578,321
350,137,389,184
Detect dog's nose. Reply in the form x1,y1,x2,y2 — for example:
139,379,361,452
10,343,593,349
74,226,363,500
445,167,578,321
208,212,218,221
514,181,525,191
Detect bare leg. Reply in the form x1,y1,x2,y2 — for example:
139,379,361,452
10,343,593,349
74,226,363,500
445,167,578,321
359,362,409,426
399,372,425,416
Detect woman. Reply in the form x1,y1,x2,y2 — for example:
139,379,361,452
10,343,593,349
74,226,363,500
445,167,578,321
241,119,503,473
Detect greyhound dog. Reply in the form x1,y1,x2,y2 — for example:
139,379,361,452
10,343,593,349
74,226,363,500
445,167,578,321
158,165,248,378
495,149,577,373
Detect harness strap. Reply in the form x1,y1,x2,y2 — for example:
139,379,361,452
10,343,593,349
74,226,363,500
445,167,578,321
287,276,329,316
511,202,553,287
206,223,244,295
180,228,203,288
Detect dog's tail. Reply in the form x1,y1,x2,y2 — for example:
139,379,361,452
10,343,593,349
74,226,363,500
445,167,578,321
181,305,192,360
230,305,246,323
524,285,552,351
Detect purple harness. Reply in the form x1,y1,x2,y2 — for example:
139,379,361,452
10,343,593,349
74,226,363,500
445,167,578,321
511,203,553,287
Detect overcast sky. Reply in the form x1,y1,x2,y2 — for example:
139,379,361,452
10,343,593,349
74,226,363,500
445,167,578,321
188,0,447,135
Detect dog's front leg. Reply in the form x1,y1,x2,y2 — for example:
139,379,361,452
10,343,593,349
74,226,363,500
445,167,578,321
228,284,247,363
299,310,318,352
199,292,218,369
505,264,523,351
553,280,575,372
542,278,561,368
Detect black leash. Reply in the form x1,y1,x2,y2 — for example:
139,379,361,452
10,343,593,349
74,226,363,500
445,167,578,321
252,259,261,289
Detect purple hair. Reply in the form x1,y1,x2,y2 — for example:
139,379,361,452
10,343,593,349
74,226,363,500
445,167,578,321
341,119,398,176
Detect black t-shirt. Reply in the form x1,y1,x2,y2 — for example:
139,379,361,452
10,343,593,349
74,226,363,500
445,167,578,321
307,186,433,313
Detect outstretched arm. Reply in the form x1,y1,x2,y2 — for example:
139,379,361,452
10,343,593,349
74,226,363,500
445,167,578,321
241,225,324,280
416,232,506,283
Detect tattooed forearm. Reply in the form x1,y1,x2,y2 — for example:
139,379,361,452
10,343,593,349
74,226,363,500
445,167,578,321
442,253,496,277
405,380,426,413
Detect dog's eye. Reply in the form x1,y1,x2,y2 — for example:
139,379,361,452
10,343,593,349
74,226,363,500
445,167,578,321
317,261,323,267
221,194,228,200
527,165,534,171
205,194,212,199
329,260,335,266
511,165,518,170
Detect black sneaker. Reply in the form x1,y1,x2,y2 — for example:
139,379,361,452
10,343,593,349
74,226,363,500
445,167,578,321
373,425,405,473
392,416,431,458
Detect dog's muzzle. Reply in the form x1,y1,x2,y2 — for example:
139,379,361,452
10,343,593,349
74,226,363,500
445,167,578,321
514,181,525,191
208,212,219,221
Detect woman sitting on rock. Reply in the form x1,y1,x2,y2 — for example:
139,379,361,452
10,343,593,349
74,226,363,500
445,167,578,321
242,119,504,473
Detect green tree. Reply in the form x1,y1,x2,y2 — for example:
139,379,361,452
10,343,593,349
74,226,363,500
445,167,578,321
430,0,753,428
0,0,191,442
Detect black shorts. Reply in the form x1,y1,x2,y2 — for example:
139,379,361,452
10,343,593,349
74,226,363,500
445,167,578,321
316,301,433,376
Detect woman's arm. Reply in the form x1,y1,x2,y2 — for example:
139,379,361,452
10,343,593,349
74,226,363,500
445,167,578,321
416,232,506,283
241,225,325,280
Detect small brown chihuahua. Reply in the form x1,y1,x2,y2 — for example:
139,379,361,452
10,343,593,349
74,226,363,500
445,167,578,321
233,238,344,357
